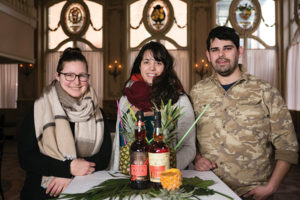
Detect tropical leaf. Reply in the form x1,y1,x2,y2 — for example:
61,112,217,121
55,176,233,200
149,188,195,200
182,176,214,188
120,109,136,143
159,99,185,148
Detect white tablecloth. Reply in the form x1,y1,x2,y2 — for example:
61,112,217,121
62,170,241,200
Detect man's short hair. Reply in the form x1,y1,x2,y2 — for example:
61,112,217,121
206,26,240,50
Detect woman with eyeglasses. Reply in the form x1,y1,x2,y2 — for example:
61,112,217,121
18,48,112,200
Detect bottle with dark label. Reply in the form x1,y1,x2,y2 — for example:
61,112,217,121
148,111,170,189
130,111,149,189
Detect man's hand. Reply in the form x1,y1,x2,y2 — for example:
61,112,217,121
46,177,72,197
243,160,291,200
193,153,216,171
243,185,274,200
70,158,95,176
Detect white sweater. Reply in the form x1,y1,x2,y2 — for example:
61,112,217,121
109,94,196,170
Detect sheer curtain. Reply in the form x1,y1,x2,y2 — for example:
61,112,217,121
129,50,190,92
169,50,189,92
83,52,103,107
45,52,104,106
0,64,18,108
286,43,300,111
242,49,277,87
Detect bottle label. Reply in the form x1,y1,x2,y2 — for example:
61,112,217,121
130,152,149,181
131,165,148,180
148,152,170,183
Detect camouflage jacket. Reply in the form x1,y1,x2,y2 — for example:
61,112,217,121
190,70,299,196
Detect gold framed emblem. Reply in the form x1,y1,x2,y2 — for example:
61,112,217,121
229,0,261,35
60,0,90,37
143,0,174,35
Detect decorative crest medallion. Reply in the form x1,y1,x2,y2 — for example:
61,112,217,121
143,0,174,35
61,0,90,37
229,0,261,35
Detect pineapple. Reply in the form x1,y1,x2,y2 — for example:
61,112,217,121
119,100,184,174
160,168,182,191
119,142,132,175
118,109,136,175
151,167,193,200
159,100,184,168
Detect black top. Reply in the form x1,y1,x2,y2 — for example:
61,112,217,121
18,106,112,200
221,81,237,91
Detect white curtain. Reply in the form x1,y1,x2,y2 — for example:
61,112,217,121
242,49,277,87
286,43,300,111
45,51,104,106
129,50,190,92
83,52,103,107
169,50,189,92
0,64,18,108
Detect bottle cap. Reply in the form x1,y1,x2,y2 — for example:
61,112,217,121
136,110,144,121
154,111,161,128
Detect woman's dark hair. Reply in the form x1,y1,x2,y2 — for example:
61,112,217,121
206,26,240,50
124,41,185,106
56,47,88,73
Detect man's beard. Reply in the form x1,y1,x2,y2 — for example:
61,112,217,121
214,57,238,77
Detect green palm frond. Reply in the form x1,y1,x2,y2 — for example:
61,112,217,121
149,188,195,200
55,176,233,200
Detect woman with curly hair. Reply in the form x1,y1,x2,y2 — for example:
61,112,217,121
110,41,196,170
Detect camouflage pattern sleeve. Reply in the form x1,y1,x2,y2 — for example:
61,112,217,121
264,86,299,164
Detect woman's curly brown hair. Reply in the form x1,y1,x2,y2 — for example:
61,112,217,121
123,41,185,106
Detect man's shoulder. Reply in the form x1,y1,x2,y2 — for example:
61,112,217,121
245,73,274,91
191,78,212,92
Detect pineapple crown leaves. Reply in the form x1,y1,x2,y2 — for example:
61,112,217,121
156,99,185,147
120,112,135,143
119,102,137,143
121,99,185,146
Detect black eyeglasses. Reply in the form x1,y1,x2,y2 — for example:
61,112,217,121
58,72,90,82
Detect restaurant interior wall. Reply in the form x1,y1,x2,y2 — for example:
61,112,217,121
0,0,299,141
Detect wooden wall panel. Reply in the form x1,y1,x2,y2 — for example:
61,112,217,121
190,1,212,87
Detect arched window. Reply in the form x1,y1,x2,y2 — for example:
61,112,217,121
45,0,104,105
128,0,190,91
216,0,277,86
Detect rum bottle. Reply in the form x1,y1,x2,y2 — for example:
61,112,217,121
130,111,149,189
148,111,170,189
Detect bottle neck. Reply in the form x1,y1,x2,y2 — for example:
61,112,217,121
135,120,146,140
153,127,163,142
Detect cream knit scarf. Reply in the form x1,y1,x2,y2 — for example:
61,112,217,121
34,81,104,188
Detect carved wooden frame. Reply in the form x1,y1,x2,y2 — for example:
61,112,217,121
142,0,174,36
228,0,261,36
60,0,90,38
